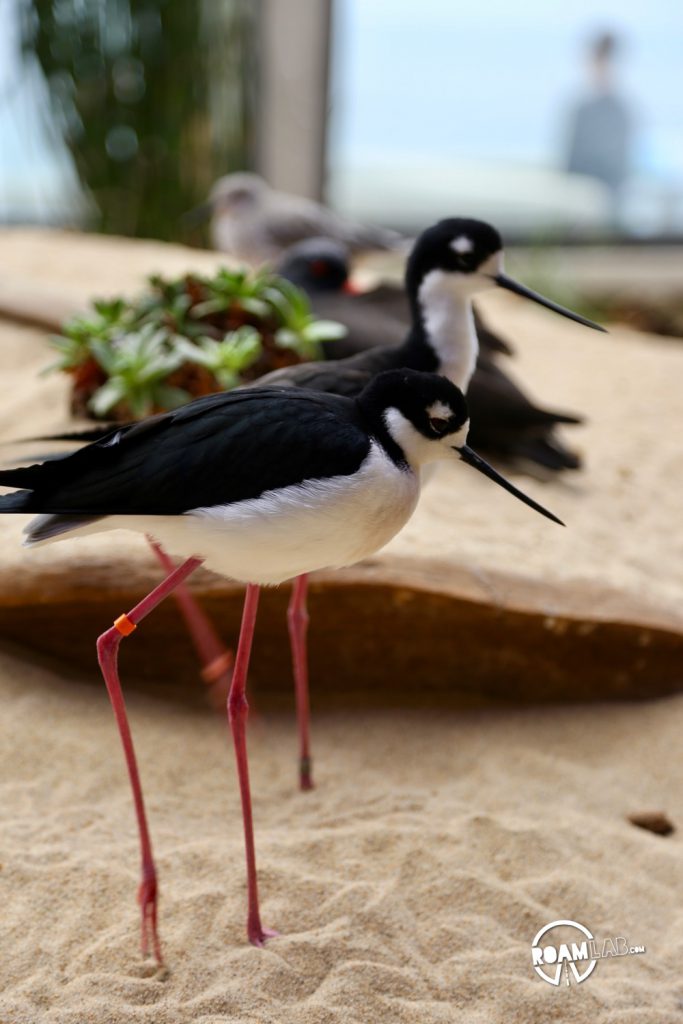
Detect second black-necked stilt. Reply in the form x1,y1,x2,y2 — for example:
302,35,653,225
0,369,562,959
277,235,584,469
261,218,602,788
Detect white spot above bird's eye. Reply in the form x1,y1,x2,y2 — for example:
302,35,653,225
427,400,453,419
450,235,474,255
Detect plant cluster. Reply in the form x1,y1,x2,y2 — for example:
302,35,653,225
49,267,346,420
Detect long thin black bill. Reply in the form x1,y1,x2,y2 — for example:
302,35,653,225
493,272,606,332
457,445,565,526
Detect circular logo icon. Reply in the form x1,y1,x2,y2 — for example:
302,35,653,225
531,920,598,986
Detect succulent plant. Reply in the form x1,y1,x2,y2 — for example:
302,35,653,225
88,325,188,418
264,278,348,361
47,265,346,420
175,327,262,390
47,298,134,372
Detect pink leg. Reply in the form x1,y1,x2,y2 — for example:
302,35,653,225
228,584,278,946
287,574,314,790
97,556,203,963
147,537,233,706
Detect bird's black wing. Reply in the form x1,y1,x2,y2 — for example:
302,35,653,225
468,364,582,430
254,345,404,398
309,291,407,359
10,347,407,465
353,283,410,321
466,363,583,471
0,388,370,515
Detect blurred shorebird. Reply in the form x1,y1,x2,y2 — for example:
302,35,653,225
185,172,404,265
276,236,584,471
0,370,562,959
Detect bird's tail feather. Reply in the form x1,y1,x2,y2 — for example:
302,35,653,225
0,490,32,513
0,465,48,491
22,513,105,545
0,471,104,542
33,426,116,443
515,438,582,472
539,409,583,427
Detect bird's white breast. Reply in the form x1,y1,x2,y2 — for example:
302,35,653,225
100,442,419,586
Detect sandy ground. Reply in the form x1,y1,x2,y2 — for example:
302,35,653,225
0,649,681,1023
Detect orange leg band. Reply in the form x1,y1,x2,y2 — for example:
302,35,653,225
201,651,234,684
114,613,137,637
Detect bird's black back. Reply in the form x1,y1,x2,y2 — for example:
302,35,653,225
0,388,372,515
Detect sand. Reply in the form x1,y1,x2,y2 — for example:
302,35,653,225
0,648,681,1023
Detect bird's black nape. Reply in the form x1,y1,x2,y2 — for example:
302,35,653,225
405,218,502,295
277,238,350,292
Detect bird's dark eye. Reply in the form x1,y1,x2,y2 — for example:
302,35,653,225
309,259,330,277
429,417,450,435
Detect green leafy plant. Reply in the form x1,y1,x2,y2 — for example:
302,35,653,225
191,269,349,359
175,327,262,390
47,266,346,420
48,299,135,371
266,278,347,360
192,268,275,320
89,326,188,418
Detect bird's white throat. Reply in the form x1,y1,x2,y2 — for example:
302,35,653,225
417,269,480,391
383,408,468,468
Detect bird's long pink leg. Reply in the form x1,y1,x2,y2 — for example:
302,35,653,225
228,584,278,946
97,556,203,964
146,537,233,706
287,574,314,790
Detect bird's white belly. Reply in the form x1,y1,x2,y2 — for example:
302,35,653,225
104,445,419,585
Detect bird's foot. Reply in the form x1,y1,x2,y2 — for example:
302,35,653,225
248,917,279,948
138,870,163,964
201,651,234,711
299,757,314,792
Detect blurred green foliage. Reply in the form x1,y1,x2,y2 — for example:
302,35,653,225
48,266,347,419
21,0,257,240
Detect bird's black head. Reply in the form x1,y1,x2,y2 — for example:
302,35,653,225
405,218,503,296
358,369,470,458
404,216,606,332
277,237,350,292
358,368,565,526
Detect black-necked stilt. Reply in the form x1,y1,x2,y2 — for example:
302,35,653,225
0,369,562,959
266,219,603,401
184,172,404,264
277,235,584,469
28,217,601,794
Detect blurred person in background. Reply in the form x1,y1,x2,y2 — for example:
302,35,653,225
565,30,634,228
